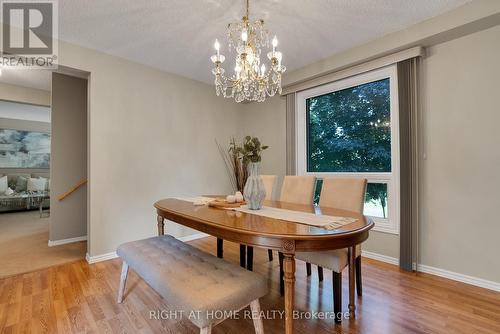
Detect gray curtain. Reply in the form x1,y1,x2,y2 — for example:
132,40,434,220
285,93,296,175
398,58,420,272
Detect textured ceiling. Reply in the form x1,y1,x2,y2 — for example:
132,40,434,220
57,0,471,84
1,0,472,90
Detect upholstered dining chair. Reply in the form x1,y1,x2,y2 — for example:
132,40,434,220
279,175,317,205
261,175,277,201
276,175,317,294
296,177,367,322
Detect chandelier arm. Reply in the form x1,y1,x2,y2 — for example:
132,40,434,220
216,72,241,87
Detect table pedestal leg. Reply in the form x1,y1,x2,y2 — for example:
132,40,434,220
283,253,295,334
348,246,356,317
157,215,164,236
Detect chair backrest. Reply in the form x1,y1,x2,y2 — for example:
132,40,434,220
261,175,277,201
319,178,367,213
279,175,317,206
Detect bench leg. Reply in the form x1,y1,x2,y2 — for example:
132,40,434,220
250,299,264,334
200,325,212,334
117,261,129,303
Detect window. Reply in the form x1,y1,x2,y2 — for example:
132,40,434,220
297,66,399,234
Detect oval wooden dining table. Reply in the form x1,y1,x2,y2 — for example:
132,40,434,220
154,198,374,334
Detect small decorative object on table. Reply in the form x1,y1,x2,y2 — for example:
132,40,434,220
235,191,244,203
208,197,246,209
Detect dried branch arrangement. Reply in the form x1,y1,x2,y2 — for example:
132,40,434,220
216,138,248,193
217,136,269,193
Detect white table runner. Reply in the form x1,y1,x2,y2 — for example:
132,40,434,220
174,197,357,230
174,196,215,205
231,205,357,230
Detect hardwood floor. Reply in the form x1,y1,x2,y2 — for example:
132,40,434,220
1,236,499,333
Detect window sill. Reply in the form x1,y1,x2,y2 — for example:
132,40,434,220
370,217,399,235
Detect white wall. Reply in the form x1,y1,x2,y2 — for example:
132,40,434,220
57,41,241,257
0,82,50,107
0,100,50,123
419,25,500,282
240,96,287,182
50,73,88,242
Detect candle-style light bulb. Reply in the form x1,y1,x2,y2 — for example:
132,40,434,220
241,29,248,42
272,36,278,52
260,64,266,75
235,64,241,79
214,39,221,58
246,52,254,65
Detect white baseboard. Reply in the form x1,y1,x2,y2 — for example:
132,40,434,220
361,250,399,266
48,235,87,247
86,251,117,264
85,233,209,264
361,250,500,292
416,264,500,292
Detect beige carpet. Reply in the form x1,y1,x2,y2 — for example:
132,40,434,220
0,210,87,278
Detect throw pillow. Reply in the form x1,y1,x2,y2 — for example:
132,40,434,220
0,175,7,194
5,187,14,196
27,177,47,192
15,176,28,192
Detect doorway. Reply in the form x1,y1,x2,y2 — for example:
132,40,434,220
0,68,89,278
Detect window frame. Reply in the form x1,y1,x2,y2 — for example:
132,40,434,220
295,65,400,235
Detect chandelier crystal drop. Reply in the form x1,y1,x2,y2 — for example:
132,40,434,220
210,0,286,103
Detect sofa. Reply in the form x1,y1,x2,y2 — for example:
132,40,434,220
0,172,50,213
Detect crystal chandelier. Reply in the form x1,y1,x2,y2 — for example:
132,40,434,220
210,0,286,103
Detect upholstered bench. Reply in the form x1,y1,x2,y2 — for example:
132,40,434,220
116,235,268,334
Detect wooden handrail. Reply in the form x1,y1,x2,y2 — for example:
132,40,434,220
58,179,87,201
